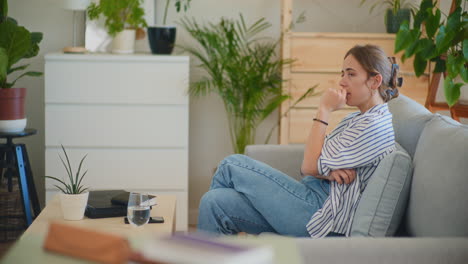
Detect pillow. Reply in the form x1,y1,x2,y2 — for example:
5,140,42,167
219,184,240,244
406,114,468,237
350,142,413,237
388,94,432,158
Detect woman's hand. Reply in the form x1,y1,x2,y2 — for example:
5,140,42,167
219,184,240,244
328,169,357,184
319,88,347,112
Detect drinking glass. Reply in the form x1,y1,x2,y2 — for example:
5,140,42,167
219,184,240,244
127,192,151,227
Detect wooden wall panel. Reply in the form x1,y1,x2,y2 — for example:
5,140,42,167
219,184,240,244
280,32,430,144
290,33,415,73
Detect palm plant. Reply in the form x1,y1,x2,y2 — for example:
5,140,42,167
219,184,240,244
179,15,316,154
45,145,88,194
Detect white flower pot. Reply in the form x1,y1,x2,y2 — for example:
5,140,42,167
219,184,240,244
112,29,136,54
59,192,89,221
0,119,27,133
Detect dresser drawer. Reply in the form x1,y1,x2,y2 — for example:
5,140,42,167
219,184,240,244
45,104,188,147
45,55,189,105
45,148,188,190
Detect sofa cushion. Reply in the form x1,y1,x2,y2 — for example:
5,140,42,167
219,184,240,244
245,144,304,180
406,114,468,237
350,143,413,237
388,94,432,158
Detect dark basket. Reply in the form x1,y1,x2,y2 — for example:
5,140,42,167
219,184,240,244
0,177,26,242
386,9,411,33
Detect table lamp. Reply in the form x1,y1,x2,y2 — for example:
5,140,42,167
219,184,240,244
63,0,90,53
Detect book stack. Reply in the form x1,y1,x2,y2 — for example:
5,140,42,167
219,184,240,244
85,190,156,218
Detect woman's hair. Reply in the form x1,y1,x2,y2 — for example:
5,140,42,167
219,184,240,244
344,44,401,102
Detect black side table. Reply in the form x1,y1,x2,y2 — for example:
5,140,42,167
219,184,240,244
0,128,41,227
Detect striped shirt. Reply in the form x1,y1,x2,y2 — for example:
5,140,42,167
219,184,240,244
306,103,395,238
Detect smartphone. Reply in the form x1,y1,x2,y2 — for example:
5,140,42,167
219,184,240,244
124,216,164,224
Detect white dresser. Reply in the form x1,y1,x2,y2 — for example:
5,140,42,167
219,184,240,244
44,53,189,231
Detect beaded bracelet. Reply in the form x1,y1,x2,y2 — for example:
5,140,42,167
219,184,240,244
313,118,329,126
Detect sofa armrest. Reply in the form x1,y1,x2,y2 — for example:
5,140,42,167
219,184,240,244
296,237,468,264
244,144,304,181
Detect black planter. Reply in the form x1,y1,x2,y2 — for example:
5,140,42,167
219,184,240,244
147,26,176,55
386,9,411,33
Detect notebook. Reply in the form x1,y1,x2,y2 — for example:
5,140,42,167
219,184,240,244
140,233,274,264
85,190,128,219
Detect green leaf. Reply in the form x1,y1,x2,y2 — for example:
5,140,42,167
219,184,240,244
418,38,437,60
45,176,70,193
413,52,427,77
464,39,468,61
433,56,446,73
400,53,407,63
404,33,422,58
7,64,28,74
0,48,7,85
0,0,7,22
395,21,411,53
76,170,88,192
444,77,462,107
446,7,462,32
425,8,440,39
435,26,454,54
60,145,74,186
0,20,31,69
23,32,43,59
75,154,88,188
447,53,459,79
460,63,468,83
413,0,432,29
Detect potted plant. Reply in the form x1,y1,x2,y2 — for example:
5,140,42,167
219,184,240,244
147,0,191,54
87,0,147,54
360,0,417,33
46,145,90,221
395,0,467,107
0,0,43,133
179,15,316,154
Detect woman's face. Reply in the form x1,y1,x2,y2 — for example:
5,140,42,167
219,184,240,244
339,54,374,108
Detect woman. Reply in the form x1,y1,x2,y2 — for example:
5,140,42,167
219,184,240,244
198,44,401,237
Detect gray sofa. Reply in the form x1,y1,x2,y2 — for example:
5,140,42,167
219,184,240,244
245,95,468,263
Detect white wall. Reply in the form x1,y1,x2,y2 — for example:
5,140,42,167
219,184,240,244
8,0,466,225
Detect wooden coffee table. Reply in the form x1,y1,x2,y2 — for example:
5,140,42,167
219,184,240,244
22,193,177,239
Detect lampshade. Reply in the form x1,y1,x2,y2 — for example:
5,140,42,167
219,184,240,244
63,0,91,10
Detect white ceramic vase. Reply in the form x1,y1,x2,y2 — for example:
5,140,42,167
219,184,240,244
0,119,27,133
112,29,136,54
59,192,89,221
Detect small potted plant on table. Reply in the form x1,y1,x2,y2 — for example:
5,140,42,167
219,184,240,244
46,145,90,221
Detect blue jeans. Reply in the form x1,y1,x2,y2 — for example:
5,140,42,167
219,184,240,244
197,154,330,237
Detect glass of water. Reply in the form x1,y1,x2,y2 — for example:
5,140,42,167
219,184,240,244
127,192,151,227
